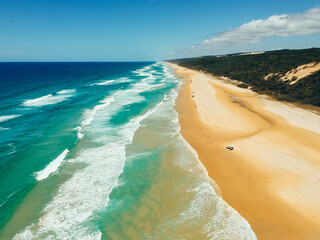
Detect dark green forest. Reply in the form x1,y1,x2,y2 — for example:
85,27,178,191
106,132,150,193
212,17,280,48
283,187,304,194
170,48,320,106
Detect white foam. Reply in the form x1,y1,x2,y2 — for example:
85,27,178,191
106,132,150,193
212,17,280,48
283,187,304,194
75,77,158,141
89,80,115,86
134,100,163,122
149,83,166,90
118,77,129,82
132,66,152,76
77,132,84,139
136,65,166,83
163,65,175,79
82,96,115,127
0,114,22,123
132,64,160,81
141,75,156,82
14,62,181,239
35,149,69,181
15,96,163,240
113,81,156,100
57,89,76,94
75,96,115,139
22,91,74,107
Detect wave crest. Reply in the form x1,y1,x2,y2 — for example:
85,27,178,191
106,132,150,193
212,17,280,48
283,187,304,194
36,149,69,181
0,114,22,123
22,89,76,107
89,80,115,86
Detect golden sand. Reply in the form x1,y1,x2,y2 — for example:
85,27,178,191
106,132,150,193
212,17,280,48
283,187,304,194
172,64,320,239
281,61,320,84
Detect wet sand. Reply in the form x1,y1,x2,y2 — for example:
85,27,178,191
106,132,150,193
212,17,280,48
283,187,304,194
172,64,320,239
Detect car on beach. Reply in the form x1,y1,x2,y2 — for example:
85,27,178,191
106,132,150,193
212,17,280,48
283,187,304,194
226,145,234,150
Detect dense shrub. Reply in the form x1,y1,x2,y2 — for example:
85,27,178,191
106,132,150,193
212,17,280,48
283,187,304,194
170,48,320,106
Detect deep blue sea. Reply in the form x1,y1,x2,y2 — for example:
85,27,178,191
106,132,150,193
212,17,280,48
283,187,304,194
0,62,255,239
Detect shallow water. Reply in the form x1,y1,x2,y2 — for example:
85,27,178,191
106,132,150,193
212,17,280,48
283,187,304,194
0,62,256,239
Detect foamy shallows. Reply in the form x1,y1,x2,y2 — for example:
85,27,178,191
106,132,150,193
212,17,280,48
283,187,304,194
75,96,115,139
14,81,165,239
21,89,75,107
6,62,255,240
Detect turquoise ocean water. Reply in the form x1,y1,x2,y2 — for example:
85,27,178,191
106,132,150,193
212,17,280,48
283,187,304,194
0,62,256,239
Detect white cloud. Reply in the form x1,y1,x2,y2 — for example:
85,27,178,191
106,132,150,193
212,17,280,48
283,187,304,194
175,7,320,57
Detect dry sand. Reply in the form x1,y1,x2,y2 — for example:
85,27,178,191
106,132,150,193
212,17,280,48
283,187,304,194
282,61,320,84
171,64,320,240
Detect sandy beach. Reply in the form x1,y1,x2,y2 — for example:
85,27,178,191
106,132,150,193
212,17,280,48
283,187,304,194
172,64,320,239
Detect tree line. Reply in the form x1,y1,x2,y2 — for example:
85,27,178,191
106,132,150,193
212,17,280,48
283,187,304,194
170,48,320,106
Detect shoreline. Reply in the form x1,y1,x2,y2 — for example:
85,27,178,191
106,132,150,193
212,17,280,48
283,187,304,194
171,63,320,239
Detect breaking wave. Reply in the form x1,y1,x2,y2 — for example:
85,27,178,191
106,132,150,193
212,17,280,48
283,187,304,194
89,80,115,86
35,149,69,181
21,89,76,107
0,114,22,123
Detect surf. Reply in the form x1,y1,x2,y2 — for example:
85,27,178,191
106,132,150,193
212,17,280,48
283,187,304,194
14,93,166,239
35,149,69,181
0,115,22,123
1,62,256,240
21,89,76,107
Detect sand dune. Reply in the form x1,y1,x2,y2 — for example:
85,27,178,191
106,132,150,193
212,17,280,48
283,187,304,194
282,61,320,84
172,64,320,239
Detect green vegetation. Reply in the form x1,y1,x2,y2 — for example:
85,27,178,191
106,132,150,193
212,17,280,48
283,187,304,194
170,48,320,106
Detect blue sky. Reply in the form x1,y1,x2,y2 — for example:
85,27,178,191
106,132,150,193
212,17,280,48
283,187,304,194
0,0,319,61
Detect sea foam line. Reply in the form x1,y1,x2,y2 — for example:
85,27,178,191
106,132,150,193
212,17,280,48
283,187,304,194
57,89,76,94
149,83,166,90
35,149,69,181
89,80,115,86
76,76,156,140
22,89,76,107
0,114,22,123
76,96,115,139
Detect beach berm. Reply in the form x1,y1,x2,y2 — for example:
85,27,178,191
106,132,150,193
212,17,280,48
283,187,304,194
172,63,320,240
